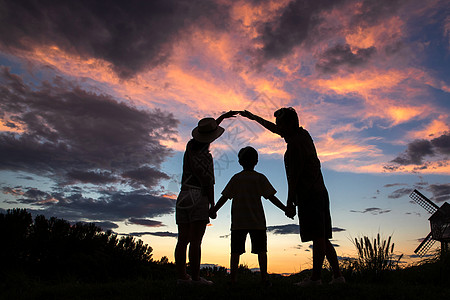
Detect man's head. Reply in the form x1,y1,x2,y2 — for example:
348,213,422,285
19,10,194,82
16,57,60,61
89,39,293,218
238,146,258,169
274,107,299,137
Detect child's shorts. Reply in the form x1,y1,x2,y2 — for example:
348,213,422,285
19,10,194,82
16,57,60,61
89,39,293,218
231,229,267,254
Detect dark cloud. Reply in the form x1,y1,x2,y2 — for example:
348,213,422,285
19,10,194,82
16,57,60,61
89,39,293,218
259,0,345,60
389,133,450,167
431,133,450,154
267,224,299,235
384,183,407,188
0,67,178,188
4,121,17,128
128,231,177,238
78,220,119,231
332,227,346,232
428,183,450,203
350,0,403,27
405,212,421,217
391,139,434,165
0,0,230,79
316,44,376,74
67,170,117,184
127,218,164,227
388,188,413,199
350,207,391,215
258,0,403,62
267,224,345,235
10,186,175,222
122,167,170,189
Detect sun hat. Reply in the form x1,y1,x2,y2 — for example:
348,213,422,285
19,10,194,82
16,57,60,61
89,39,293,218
191,118,224,143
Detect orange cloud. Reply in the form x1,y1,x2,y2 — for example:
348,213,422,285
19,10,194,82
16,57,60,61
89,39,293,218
231,0,292,40
386,105,422,126
345,16,404,49
161,193,177,200
28,45,120,84
315,126,383,169
314,69,407,95
409,118,449,140
0,118,24,133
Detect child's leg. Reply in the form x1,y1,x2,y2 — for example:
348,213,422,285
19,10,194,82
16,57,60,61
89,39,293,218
249,230,268,282
230,230,246,283
230,253,240,283
258,252,268,282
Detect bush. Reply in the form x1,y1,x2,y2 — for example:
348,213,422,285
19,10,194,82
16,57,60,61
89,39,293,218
0,209,160,282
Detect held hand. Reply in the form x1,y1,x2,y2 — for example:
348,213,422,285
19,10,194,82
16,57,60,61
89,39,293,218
285,204,296,219
239,110,257,120
221,110,239,119
209,208,217,219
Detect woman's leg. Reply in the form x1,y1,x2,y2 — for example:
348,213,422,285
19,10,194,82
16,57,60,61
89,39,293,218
175,223,191,279
188,220,207,281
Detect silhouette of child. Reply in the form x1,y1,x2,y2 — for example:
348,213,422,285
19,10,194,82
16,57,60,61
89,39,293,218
209,146,287,285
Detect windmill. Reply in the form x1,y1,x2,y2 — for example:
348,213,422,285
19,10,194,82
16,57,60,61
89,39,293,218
410,189,450,257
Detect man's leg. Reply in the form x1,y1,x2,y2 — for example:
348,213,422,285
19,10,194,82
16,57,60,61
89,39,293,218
258,252,268,282
311,238,326,281
325,239,343,278
230,253,240,283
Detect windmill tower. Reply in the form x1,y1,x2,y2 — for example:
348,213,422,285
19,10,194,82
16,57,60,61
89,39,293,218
410,189,450,257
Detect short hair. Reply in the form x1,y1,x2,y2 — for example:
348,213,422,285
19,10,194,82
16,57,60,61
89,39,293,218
238,146,258,168
274,107,299,127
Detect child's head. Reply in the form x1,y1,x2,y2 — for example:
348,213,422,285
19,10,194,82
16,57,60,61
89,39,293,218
238,146,258,169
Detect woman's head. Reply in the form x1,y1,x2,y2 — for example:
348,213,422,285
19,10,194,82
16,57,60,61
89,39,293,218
191,117,224,143
274,107,299,137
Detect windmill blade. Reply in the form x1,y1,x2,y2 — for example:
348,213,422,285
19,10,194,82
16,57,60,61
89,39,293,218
414,232,436,257
410,189,439,214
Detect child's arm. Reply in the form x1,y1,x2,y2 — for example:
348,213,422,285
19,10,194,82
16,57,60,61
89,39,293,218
267,195,294,220
209,195,229,219
267,194,286,212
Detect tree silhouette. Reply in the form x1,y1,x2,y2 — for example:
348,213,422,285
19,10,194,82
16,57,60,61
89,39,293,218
0,209,164,282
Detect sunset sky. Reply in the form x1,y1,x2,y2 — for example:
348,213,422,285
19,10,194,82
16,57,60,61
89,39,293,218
0,0,449,274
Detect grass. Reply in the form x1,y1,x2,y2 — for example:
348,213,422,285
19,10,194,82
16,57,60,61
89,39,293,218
2,255,450,300
1,217,448,300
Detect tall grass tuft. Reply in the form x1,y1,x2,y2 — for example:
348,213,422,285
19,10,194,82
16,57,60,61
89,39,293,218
352,233,403,277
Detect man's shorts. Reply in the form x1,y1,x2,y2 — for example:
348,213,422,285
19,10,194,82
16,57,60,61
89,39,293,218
231,229,267,254
175,189,209,224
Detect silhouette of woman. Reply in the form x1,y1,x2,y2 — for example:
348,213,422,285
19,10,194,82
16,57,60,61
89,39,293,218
240,108,344,286
175,111,237,285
